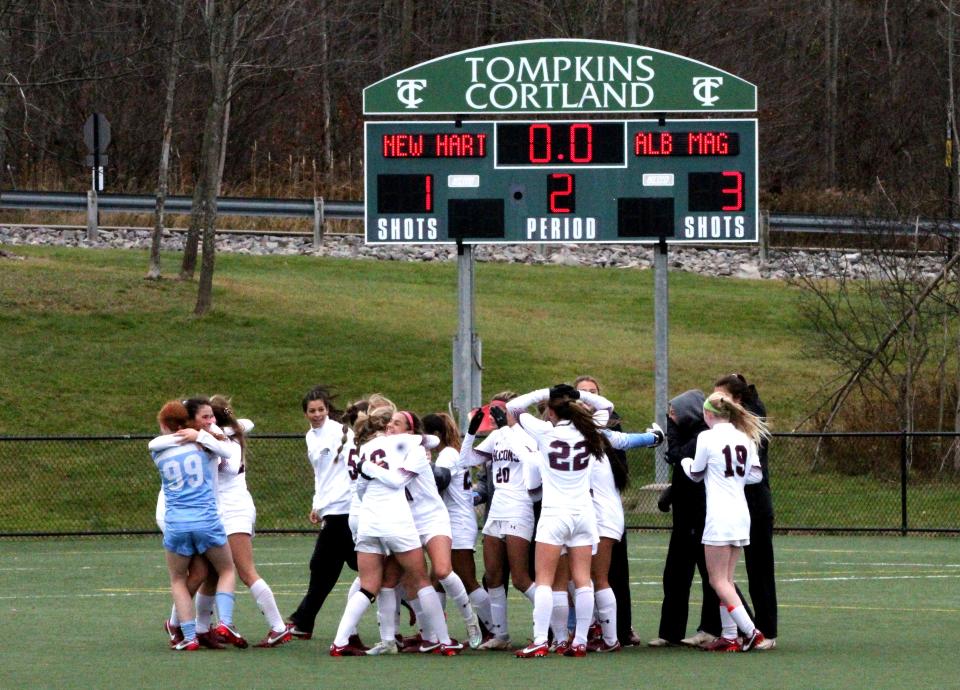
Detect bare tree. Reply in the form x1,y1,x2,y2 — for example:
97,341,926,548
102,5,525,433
147,0,186,280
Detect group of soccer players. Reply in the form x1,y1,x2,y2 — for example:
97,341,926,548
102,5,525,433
150,376,770,656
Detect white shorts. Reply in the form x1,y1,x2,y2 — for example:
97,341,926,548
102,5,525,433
220,504,256,536
450,517,479,551
355,532,422,556
417,516,453,546
535,512,598,548
482,515,534,542
596,514,624,541
703,538,750,547
348,514,360,543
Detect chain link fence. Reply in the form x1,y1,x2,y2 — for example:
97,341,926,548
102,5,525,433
1,432,958,536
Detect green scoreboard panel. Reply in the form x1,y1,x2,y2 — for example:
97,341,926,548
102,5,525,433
364,119,757,244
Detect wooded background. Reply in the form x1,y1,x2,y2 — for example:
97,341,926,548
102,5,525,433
0,0,953,216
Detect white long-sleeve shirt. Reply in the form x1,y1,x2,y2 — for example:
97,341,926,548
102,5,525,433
306,418,353,517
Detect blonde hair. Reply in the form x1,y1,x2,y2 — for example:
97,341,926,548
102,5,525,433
703,391,770,445
353,406,393,446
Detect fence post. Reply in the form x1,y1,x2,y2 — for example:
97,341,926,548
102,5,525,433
86,189,99,241
759,208,769,266
900,430,908,536
313,196,325,250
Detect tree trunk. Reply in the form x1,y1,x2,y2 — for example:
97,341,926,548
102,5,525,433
320,9,332,180
625,0,638,44
195,0,235,316
147,0,186,280
825,0,839,187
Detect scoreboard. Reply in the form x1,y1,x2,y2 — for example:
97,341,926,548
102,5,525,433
364,119,757,244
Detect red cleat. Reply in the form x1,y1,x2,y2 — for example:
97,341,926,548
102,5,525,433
164,620,183,647
347,634,369,652
703,636,740,652
214,622,248,649
741,629,765,652
587,638,621,653
196,630,224,649
329,641,368,656
515,641,549,658
173,637,200,651
284,622,312,640
255,627,293,648
562,643,587,657
436,639,464,656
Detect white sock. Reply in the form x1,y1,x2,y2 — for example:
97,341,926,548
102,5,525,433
573,586,594,645
439,573,473,624
550,591,569,642
468,587,493,632
250,579,285,632
418,586,450,644
195,592,216,633
408,596,427,638
488,586,508,638
437,591,447,612
377,588,397,642
523,583,537,604
532,585,553,645
347,577,362,635
333,591,372,646
595,587,617,645
729,605,756,636
720,606,737,639
169,603,179,628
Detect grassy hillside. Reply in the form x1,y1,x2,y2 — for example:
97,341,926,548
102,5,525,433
0,245,830,435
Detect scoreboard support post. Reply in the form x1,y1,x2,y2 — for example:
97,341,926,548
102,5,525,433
453,243,481,431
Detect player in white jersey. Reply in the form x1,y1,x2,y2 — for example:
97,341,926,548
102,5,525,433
202,395,291,648
150,400,237,652
287,386,361,644
680,391,769,653
383,411,481,650
507,385,613,658
458,394,542,650
329,407,459,656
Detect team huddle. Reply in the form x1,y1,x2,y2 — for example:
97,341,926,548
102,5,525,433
149,375,771,657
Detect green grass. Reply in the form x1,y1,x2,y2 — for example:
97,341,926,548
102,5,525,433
2,533,957,688
0,245,827,435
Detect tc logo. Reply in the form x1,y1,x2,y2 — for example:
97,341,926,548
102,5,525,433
396,79,427,109
692,76,723,107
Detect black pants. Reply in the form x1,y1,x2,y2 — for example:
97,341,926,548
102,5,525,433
608,530,633,642
657,517,714,642
288,513,357,633
744,484,778,638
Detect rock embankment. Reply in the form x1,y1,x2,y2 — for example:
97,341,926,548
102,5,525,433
0,225,947,281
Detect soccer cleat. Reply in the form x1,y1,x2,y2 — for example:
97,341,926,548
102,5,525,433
284,622,312,640
741,629,765,652
436,639,464,656
196,630,225,649
625,628,643,646
587,622,602,642
562,643,588,657
478,635,512,651
173,637,200,651
254,627,293,648
365,639,399,656
466,611,483,649
401,634,425,653
702,636,740,652
347,633,369,652
680,630,717,647
755,636,777,651
329,641,367,657
214,622,249,649
553,639,572,655
587,638,621,653
515,641,549,658
164,620,183,647
418,638,442,654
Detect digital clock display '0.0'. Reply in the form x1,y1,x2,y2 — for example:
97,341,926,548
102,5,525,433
496,122,625,166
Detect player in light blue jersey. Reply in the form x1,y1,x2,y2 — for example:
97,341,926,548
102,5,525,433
151,400,238,651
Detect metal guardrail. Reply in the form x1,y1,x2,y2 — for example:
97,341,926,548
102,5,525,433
2,189,958,239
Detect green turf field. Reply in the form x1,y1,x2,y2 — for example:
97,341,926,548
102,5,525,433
2,533,956,688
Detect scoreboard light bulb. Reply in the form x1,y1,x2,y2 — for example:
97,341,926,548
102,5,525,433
642,173,675,187
448,174,480,188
